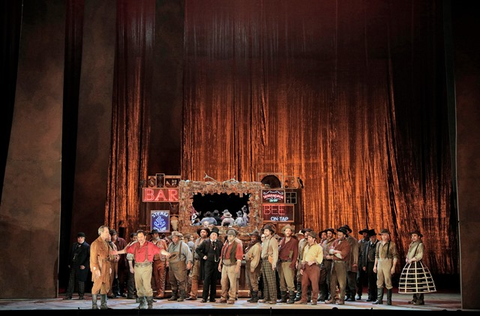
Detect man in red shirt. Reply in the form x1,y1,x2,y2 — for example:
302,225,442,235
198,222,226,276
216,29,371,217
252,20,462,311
116,230,170,309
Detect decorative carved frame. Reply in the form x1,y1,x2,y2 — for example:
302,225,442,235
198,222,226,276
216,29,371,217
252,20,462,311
178,179,266,238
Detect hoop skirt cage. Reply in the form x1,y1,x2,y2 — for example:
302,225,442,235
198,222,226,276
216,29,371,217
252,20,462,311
398,260,437,294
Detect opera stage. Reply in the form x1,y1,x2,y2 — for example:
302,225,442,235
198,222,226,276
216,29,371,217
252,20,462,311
0,291,476,316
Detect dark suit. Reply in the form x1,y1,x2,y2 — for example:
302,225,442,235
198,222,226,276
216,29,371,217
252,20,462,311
196,238,223,301
66,241,90,298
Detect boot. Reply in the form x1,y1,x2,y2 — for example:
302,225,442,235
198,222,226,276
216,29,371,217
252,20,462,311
137,296,147,309
287,290,295,304
146,296,154,309
91,294,99,309
373,288,384,305
168,290,178,301
277,291,287,303
386,288,393,305
294,282,302,301
247,291,256,303
100,294,111,309
177,290,186,302
413,294,424,305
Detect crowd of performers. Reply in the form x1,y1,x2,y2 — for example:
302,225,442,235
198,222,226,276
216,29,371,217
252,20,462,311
72,223,436,310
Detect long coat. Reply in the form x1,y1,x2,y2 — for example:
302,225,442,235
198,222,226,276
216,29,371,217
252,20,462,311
196,239,223,280
68,241,90,282
90,236,113,285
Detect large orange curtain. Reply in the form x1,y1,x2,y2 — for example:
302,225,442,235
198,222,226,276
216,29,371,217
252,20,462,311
182,0,456,274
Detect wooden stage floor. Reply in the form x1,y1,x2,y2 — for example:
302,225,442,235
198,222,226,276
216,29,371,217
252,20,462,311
0,291,477,315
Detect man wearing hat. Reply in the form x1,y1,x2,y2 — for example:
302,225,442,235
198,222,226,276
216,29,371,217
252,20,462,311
340,224,359,302
166,231,193,302
356,228,370,301
64,232,90,300
319,228,336,301
325,227,351,305
398,230,436,305
295,230,323,305
277,224,298,304
186,227,210,300
258,224,279,304
218,229,244,304
294,228,308,301
361,229,378,302
150,228,168,299
196,226,223,303
108,229,128,298
373,228,399,305
245,230,262,303
116,230,171,309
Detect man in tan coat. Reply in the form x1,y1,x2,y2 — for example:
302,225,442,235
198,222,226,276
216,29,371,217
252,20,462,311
245,230,262,303
90,225,114,309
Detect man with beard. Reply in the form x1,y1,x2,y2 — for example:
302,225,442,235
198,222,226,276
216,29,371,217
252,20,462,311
218,229,243,304
356,228,369,300
361,229,378,302
90,225,114,309
196,226,222,303
259,224,279,304
341,224,359,302
325,227,351,305
150,229,168,299
295,230,323,305
245,230,262,303
277,225,298,304
167,231,193,302
319,228,336,301
187,227,210,300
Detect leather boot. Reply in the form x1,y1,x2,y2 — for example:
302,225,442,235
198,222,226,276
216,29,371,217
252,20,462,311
386,289,393,305
277,291,287,303
168,290,178,301
373,288,384,305
100,294,111,309
287,290,295,304
137,296,147,309
247,291,257,303
146,296,154,309
177,290,186,302
91,294,99,309
294,282,302,301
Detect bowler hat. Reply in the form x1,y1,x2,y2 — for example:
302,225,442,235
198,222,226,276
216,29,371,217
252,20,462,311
210,226,220,236
77,232,86,237
380,228,390,235
409,230,423,238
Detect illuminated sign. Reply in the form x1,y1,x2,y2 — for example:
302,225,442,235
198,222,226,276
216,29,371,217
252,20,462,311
262,190,285,203
143,188,179,202
263,204,294,222
151,210,170,232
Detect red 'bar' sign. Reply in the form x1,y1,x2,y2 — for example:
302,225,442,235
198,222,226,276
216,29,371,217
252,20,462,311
143,188,179,202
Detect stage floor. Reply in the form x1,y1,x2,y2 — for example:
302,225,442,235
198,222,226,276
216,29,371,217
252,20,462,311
0,291,477,315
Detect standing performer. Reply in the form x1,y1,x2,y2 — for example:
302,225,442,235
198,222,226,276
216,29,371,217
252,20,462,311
295,230,323,305
277,224,298,304
362,229,379,302
325,227,351,305
245,230,262,303
167,231,193,302
258,224,279,304
90,225,114,310
398,230,436,305
187,227,210,300
64,232,90,300
196,226,222,303
151,228,168,299
116,230,171,309
373,228,399,305
356,228,369,300
218,229,243,304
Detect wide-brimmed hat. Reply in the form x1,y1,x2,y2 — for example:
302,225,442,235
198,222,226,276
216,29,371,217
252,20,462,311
380,228,390,235
337,227,349,235
359,228,369,234
197,227,210,236
172,231,183,238
341,225,352,233
305,230,317,239
151,228,160,234
367,229,377,237
263,224,276,234
249,230,260,238
282,224,295,234
224,211,232,217
409,230,423,238
325,228,336,235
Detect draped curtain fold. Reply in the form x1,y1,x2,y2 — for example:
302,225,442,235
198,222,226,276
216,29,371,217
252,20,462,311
105,0,155,232
182,0,456,274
